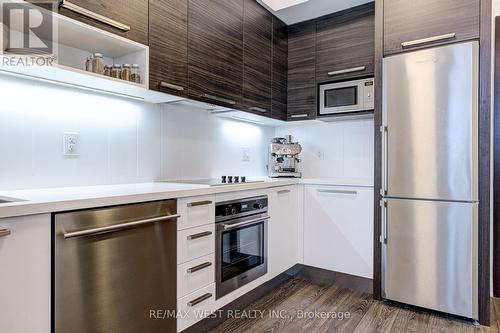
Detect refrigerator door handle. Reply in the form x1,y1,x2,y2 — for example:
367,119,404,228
380,199,387,244
380,126,388,196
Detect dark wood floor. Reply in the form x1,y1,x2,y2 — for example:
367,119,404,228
209,279,500,333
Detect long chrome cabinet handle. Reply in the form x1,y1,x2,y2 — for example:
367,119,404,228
187,231,212,240
0,229,11,237
380,125,388,196
328,66,366,76
63,214,180,239
158,81,185,91
59,0,131,32
186,262,212,274
401,33,456,48
317,189,357,195
187,293,212,307
380,200,387,244
201,94,236,105
222,216,270,230
187,200,212,207
249,106,267,113
290,114,309,119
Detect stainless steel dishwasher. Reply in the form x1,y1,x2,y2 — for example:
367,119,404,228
54,200,178,333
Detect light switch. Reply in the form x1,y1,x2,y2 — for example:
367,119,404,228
241,147,250,162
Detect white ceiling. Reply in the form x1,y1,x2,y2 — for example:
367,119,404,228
257,0,373,25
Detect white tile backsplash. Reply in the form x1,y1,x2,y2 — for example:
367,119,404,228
0,75,161,190
159,104,275,181
0,75,373,190
275,117,374,182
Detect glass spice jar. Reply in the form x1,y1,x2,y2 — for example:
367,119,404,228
103,65,111,77
111,64,121,79
91,53,104,74
85,56,93,72
130,64,141,83
121,64,131,81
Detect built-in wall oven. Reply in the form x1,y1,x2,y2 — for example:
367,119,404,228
215,196,268,299
319,77,374,115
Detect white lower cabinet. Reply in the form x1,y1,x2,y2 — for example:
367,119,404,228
268,185,299,279
304,185,373,279
177,283,216,332
177,224,215,264
177,253,215,299
177,195,215,230
0,214,51,333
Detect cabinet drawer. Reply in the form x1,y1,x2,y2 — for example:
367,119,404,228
315,4,374,83
177,224,215,264
149,0,188,97
177,283,215,332
177,195,215,230
383,0,479,56
177,253,215,298
287,20,317,121
57,0,148,45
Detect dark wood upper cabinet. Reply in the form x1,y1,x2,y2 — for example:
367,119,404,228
287,20,317,120
149,0,188,97
242,0,272,116
316,3,374,83
384,0,480,56
271,16,288,121
57,0,148,45
188,0,244,109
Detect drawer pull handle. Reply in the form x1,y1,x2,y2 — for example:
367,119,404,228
187,231,212,240
290,114,309,119
201,94,236,105
401,33,456,48
0,229,11,237
277,190,291,194
187,200,212,207
187,293,212,307
249,106,267,113
317,189,357,195
158,81,185,91
59,0,131,32
187,262,212,273
328,66,366,76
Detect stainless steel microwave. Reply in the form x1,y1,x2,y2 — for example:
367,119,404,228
319,77,374,115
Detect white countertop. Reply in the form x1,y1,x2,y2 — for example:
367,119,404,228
0,177,373,219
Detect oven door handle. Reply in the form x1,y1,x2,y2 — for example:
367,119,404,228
221,216,270,230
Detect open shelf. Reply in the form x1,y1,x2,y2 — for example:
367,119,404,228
0,0,181,103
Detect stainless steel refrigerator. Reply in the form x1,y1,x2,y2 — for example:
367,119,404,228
381,41,479,320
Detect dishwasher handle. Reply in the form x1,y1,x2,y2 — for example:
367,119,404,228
63,214,180,239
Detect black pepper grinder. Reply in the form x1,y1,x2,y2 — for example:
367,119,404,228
241,176,246,183
221,176,227,183
234,176,240,183
228,176,233,183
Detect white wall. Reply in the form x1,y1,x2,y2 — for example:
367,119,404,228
0,75,162,190
0,76,373,190
160,104,274,180
275,117,374,183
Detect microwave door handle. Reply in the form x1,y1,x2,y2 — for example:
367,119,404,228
221,216,270,230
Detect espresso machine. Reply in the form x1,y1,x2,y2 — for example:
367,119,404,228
268,135,302,178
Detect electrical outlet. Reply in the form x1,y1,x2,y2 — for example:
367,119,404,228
63,132,79,156
241,147,250,162
316,149,325,160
